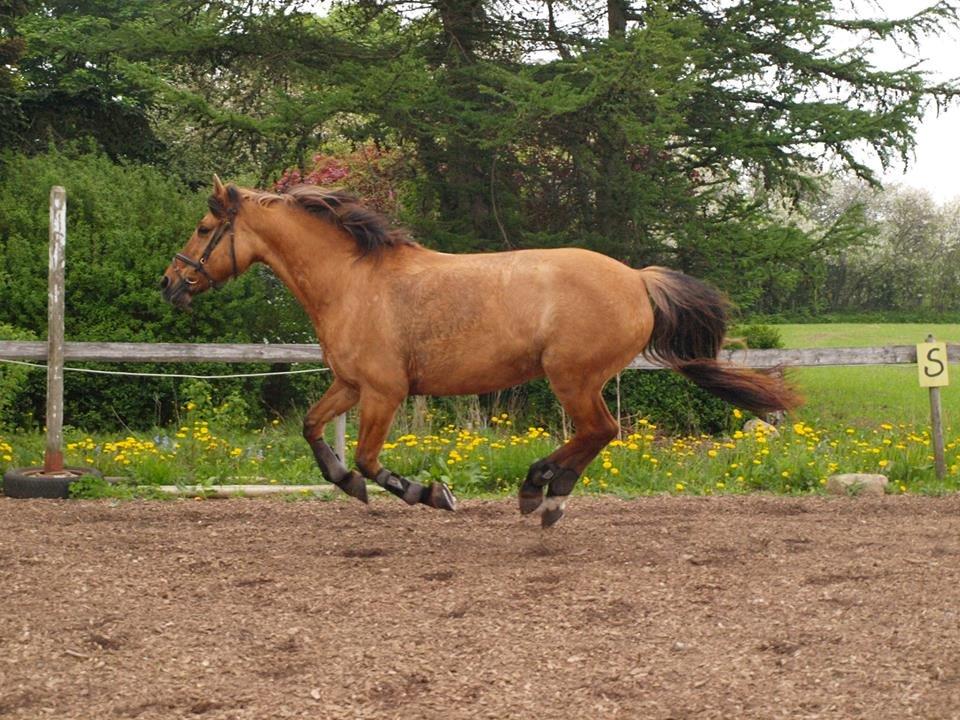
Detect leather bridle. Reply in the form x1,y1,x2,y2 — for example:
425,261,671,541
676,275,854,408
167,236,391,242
173,205,239,290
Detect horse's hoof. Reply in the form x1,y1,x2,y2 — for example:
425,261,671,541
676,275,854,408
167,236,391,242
541,507,564,528
540,497,567,528
518,476,544,515
519,492,543,515
427,482,457,511
337,471,369,504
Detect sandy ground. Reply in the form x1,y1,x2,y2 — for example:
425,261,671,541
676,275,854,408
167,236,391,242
2,493,960,719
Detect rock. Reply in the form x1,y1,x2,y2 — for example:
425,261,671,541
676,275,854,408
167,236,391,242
744,418,779,436
825,473,888,497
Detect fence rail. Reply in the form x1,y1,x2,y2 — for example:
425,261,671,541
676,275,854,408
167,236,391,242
1,341,958,369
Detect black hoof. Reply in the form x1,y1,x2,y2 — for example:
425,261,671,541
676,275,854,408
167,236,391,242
336,471,369,504
519,485,543,515
541,504,565,528
426,482,457,511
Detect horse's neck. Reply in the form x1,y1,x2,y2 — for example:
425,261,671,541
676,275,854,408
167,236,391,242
251,207,361,329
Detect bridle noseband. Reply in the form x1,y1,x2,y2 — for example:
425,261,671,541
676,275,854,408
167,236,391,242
173,206,239,290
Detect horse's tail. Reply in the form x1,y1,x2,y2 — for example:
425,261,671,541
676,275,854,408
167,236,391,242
639,266,800,415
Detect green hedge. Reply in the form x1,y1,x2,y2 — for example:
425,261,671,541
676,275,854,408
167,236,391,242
0,147,315,429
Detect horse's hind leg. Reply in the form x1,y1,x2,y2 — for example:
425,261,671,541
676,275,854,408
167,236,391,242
520,379,618,527
303,379,367,502
354,391,456,511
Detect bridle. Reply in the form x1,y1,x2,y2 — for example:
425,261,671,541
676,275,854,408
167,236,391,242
173,205,239,290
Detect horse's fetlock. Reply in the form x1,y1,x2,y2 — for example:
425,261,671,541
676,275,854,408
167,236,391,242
355,458,377,479
546,467,579,498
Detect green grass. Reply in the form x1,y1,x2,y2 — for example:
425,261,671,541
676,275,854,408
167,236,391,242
775,323,959,431
776,323,960,348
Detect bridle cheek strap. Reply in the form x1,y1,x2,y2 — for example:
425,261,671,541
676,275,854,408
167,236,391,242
173,210,239,290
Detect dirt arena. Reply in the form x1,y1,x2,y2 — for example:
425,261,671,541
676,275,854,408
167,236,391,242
2,493,960,719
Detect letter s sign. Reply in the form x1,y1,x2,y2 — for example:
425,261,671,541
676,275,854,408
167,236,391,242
917,342,949,388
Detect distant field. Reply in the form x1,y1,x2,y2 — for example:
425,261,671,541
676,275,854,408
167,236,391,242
777,323,960,348
775,324,959,429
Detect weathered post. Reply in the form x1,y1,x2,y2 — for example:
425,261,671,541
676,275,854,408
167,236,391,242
334,413,347,463
44,186,66,473
917,334,948,480
2,186,104,497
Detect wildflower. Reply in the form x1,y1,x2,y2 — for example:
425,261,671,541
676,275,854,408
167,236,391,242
675,482,685,492
733,408,742,419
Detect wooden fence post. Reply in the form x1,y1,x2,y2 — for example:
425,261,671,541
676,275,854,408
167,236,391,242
334,413,347,462
44,186,66,473
922,334,947,480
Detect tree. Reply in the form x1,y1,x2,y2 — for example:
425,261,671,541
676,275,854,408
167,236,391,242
5,0,959,309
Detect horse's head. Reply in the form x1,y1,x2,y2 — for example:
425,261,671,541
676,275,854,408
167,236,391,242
161,176,251,309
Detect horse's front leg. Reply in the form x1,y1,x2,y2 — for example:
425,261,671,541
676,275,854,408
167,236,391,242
355,391,457,511
303,378,367,502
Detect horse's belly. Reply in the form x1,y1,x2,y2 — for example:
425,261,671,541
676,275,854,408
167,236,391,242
408,344,543,396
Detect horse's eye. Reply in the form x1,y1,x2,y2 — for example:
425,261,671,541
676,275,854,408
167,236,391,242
198,226,211,236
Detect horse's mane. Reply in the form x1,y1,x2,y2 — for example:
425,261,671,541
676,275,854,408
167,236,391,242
240,185,414,255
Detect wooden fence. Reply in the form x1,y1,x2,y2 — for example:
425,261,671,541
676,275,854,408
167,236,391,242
1,340,958,367
2,338,957,479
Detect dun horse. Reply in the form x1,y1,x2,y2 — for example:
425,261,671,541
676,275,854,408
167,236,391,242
162,177,798,526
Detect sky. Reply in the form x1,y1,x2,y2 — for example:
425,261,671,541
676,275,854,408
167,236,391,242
867,1,960,203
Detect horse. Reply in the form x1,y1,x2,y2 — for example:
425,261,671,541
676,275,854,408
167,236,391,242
161,176,799,527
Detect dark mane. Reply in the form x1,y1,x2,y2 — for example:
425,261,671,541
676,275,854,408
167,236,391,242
269,185,414,254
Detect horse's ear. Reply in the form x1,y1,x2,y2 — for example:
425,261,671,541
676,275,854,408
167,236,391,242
212,174,226,197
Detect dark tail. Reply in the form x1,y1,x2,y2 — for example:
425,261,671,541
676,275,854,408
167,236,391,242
640,267,800,415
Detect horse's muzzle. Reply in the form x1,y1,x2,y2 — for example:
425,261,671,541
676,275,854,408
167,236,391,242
160,275,193,310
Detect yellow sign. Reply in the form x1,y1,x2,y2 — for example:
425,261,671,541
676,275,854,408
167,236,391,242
918,342,950,387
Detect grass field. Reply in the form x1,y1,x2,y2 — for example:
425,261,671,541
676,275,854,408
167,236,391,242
776,323,960,348
776,323,959,430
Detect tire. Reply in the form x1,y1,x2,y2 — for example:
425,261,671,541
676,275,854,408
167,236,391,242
2,466,103,499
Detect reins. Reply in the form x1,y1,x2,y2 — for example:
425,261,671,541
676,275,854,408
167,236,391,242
173,205,239,289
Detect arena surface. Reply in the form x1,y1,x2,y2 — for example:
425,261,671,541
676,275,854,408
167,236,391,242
2,494,959,719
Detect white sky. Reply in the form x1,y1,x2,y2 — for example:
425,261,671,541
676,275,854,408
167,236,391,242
865,1,960,203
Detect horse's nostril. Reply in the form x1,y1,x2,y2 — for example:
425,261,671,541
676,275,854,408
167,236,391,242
160,276,170,290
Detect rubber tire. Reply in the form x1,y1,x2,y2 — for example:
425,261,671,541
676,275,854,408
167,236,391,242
2,466,102,499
